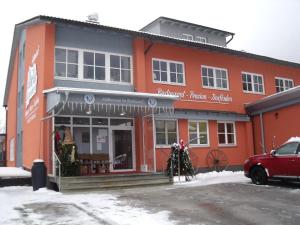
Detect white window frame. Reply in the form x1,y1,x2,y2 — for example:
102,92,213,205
155,119,178,148
188,120,209,147
241,72,265,95
54,115,134,155
182,33,193,41
152,58,186,86
55,47,79,79
201,65,229,90
195,36,207,43
217,121,236,146
82,51,106,81
54,46,133,85
275,77,294,93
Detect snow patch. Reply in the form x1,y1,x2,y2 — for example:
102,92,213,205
174,171,249,187
0,167,31,177
0,186,174,225
286,136,300,143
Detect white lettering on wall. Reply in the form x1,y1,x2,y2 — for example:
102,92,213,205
25,45,40,124
157,88,233,104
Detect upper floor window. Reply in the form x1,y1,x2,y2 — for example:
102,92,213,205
55,48,78,78
110,55,131,83
182,33,193,41
55,47,132,84
83,51,105,81
201,66,229,90
195,36,207,43
188,121,209,146
242,72,264,94
275,77,294,93
152,59,185,85
217,122,236,145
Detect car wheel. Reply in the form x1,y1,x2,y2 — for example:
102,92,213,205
250,167,268,185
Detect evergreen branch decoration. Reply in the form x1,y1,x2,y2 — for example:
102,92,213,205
167,143,195,181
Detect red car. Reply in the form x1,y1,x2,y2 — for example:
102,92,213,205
244,137,300,185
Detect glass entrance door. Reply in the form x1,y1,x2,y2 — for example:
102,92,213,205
111,128,135,171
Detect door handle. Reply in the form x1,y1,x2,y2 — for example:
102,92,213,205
288,159,296,162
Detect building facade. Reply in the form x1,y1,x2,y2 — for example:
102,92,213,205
3,16,300,175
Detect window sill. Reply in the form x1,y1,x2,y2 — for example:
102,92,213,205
156,145,172,149
189,144,210,148
55,77,133,85
218,144,237,148
202,86,230,91
242,91,265,95
152,81,186,87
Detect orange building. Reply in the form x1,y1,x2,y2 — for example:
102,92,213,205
3,16,300,178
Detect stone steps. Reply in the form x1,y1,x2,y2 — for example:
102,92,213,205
50,173,172,192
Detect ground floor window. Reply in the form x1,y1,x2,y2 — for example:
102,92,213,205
54,116,134,171
155,120,177,146
188,121,209,146
55,117,133,154
217,122,236,145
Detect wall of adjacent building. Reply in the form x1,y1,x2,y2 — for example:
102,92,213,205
21,23,55,170
252,104,300,155
6,49,19,167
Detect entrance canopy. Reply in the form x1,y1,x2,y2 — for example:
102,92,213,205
43,87,179,117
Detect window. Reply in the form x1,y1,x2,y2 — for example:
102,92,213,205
188,121,209,145
55,48,78,78
110,55,131,82
55,47,132,84
242,72,264,94
202,66,228,90
276,142,298,155
195,36,207,43
217,122,236,145
155,120,177,145
275,77,294,93
153,59,185,85
182,33,193,41
83,51,105,80
9,138,15,161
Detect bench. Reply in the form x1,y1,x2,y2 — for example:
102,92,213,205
78,154,111,175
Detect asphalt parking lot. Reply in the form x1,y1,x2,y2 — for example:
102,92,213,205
113,181,300,225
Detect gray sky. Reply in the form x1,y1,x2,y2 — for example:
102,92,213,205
0,0,300,130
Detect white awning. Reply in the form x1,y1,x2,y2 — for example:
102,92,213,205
43,87,179,116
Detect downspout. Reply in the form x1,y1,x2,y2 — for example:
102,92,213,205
5,106,8,166
226,34,235,45
259,112,266,154
152,111,156,172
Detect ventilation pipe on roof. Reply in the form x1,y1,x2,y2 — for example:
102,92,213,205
86,13,99,24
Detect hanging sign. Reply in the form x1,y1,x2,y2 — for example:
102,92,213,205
148,97,157,108
84,94,95,105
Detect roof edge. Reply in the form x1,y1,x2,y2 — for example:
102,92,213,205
140,16,234,36
245,85,300,115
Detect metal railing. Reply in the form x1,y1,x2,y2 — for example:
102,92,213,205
54,152,62,192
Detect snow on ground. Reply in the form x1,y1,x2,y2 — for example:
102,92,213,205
174,171,249,187
0,171,248,225
0,167,31,177
0,186,173,225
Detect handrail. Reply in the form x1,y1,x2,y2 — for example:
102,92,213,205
54,152,61,192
